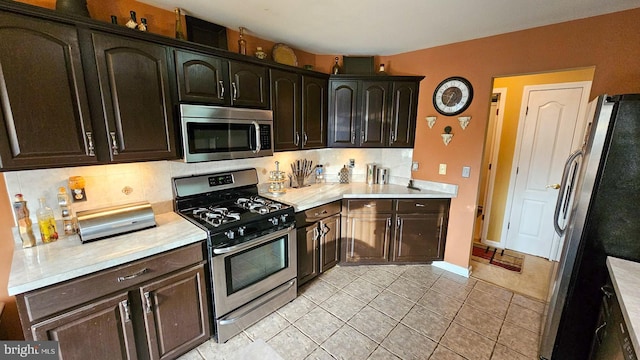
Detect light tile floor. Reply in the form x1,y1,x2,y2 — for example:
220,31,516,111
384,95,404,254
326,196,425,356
179,264,545,360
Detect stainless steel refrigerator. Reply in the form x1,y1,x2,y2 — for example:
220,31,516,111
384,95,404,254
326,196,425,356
540,94,640,359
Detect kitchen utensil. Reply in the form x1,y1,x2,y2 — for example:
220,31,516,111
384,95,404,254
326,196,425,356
290,158,313,187
376,167,389,184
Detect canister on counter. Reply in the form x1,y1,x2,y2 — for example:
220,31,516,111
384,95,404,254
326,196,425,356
366,163,377,185
377,167,389,184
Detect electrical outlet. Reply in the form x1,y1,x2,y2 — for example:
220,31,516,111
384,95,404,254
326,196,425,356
349,159,355,168
411,162,419,171
462,166,471,178
439,163,447,175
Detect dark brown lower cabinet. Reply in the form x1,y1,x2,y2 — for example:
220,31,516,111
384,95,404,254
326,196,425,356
342,198,449,264
32,292,137,360
17,244,209,360
296,202,341,286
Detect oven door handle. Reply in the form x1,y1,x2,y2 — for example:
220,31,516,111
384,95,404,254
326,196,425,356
252,121,262,153
218,279,296,326
213,225,294,255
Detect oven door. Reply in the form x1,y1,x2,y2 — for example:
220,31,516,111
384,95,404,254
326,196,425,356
211,225,296,317
182,117,273,162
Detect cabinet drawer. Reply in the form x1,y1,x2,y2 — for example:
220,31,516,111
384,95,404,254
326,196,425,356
345,199,393,213
20,242,204,322
396,199,450,213
297,201,341,224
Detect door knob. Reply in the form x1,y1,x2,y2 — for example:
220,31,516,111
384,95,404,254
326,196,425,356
546,183,561,189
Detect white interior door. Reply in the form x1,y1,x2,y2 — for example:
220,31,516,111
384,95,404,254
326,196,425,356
505,84,589,259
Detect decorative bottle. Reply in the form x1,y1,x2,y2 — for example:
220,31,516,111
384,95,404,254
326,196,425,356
13,194,36,248
37,198,58,243
238,27,247,55
331,57,341,74
138,18,148,32
125,10,138,29
174,8,185,39
57,187,74,235
339,165,350,184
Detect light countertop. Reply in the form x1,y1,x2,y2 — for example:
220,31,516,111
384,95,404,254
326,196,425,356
606,256,640,354
8,212,207,296
260,181,457,212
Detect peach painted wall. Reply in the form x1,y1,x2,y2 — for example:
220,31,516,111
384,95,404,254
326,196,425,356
388,8,640,268
485,68,595,243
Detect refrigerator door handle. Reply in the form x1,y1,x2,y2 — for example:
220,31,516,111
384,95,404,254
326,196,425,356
554,149,583,236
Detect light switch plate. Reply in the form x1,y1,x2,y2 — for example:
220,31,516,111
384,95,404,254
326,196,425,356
411,162,419,171
439,164,447,175
349,159,355,168
462,166,471,178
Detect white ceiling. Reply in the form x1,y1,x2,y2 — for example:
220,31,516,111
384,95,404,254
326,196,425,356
138,0,640,56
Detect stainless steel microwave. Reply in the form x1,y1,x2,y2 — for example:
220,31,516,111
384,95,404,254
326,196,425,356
179,104,273,163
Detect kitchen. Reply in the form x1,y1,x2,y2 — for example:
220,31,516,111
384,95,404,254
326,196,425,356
1,0,640,359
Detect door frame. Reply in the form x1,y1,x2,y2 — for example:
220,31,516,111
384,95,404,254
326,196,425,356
480,88,507,248
501,81,592,259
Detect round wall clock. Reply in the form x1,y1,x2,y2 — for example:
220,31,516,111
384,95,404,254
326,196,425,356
433,76,473,116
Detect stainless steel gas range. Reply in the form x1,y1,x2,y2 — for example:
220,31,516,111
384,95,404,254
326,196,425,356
172,168,297,343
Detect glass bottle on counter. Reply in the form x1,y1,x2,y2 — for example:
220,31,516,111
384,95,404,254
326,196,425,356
13,194,36,248
57,187,74,235
37,198,58,243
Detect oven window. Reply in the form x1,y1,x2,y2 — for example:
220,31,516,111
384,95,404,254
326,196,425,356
188,123,255,153
224,236,288,295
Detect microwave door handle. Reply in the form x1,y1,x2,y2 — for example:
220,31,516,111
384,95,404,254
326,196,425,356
554,149,583,236
252,121,261,153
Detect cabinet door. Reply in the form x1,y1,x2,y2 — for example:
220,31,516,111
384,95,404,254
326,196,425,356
297,225,319,286
31,292,137,360
0,12,97,170
392,213,446,262
342,213,391,263
320,214,340,272
388,81,418,148
328,80,358,147
175,50,230,105
229,61,269,108
359,81,389,147
301,75,327,149
271,69,301,151
138,264,210,360
91,32,176,162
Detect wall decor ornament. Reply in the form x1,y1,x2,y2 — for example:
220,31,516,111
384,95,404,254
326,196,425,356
441,126,453,146
458,116,471,130
426,116,437,129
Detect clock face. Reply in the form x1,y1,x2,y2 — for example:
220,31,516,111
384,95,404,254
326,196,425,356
433,77,473,116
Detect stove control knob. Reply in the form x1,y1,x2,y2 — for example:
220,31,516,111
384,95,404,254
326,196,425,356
238,226,246,236
269,217,279,226
280,214,289,223
225,230,235,240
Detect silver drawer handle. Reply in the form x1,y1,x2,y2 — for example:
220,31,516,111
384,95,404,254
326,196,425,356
117,268,148,282
218,80,225,99
415,203,425,207
86,132,95,156
364,203,376,208
110,132,119,156
314,210,328,216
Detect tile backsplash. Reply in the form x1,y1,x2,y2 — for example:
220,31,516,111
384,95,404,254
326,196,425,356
3,148,413,225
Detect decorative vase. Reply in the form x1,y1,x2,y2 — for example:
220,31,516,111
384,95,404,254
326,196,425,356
55,0,90,17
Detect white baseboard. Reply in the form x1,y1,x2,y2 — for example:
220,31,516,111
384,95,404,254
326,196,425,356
432,261,472,278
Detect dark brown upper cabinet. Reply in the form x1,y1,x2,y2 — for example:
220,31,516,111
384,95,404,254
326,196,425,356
328,75,423,148
270,69,328,151
175,50,268,109
175,50,230,106
0,11,98,170
90,32,177,163
229,61,269,108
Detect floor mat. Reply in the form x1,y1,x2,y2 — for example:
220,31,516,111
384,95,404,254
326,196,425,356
472,243,524,273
